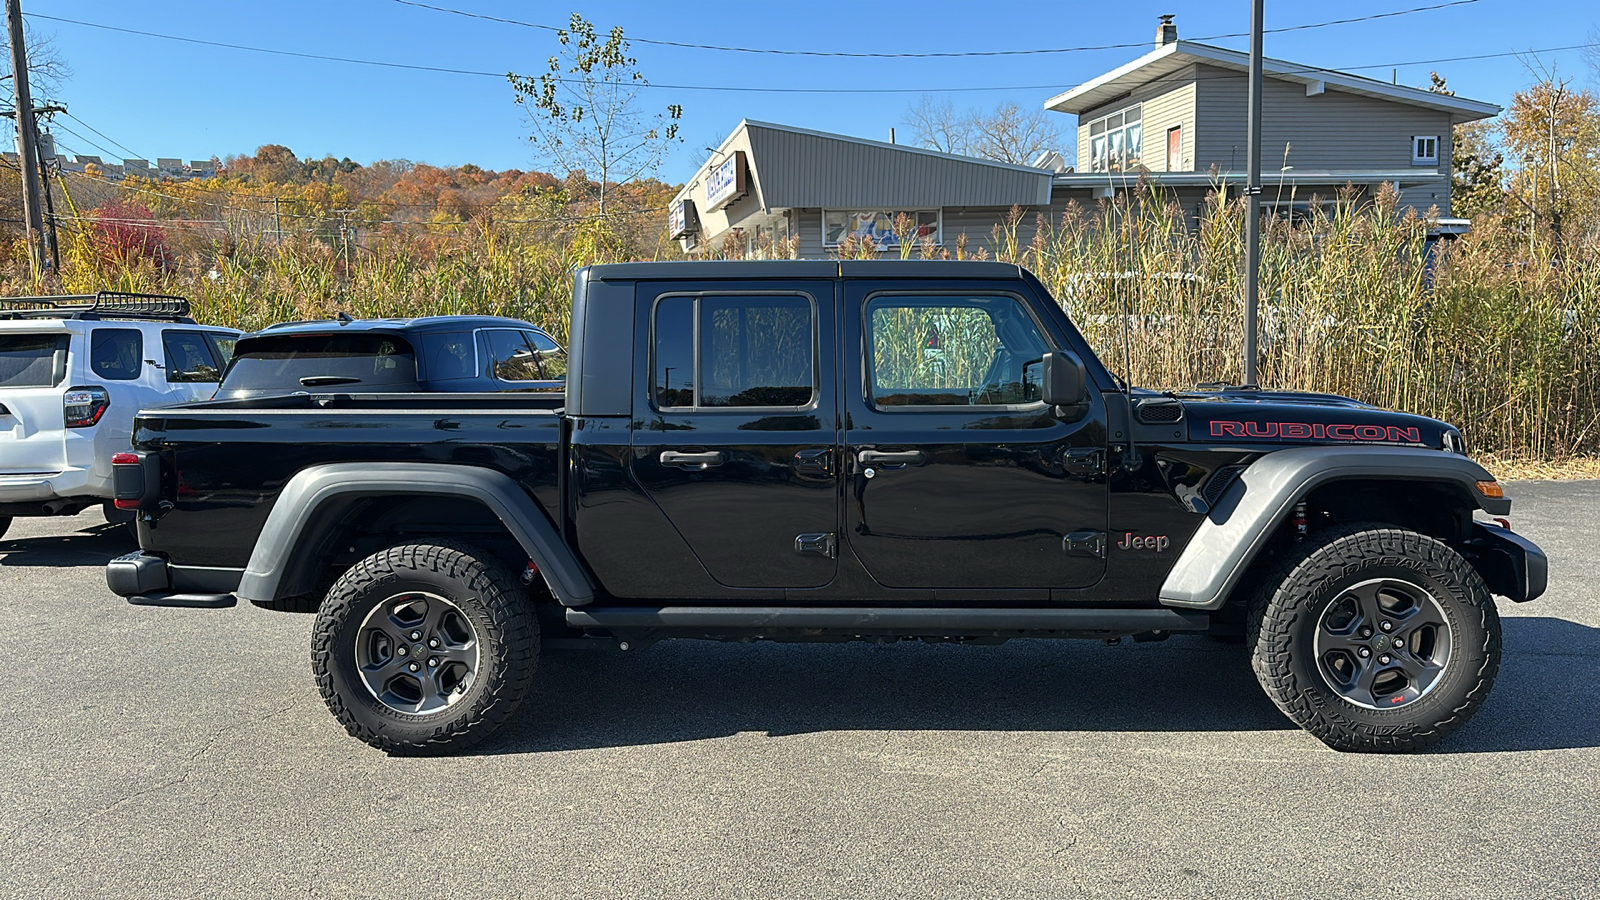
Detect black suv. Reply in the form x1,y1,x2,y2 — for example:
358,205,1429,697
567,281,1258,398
214,315,565,399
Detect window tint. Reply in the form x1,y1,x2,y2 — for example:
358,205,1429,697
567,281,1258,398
206,333,238,369
0,334,69,388
219,334,418,393
90,328,143,380
653,294,814,409
419,331,476,382
163,330,222,383
482,329,541,382
867,296,1049,408
525,330,567,381
653,297,695,408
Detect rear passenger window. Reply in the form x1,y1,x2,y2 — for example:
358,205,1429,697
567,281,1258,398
162,330,222,382
652,294,814,409
90,328,142,380
420,331,476,382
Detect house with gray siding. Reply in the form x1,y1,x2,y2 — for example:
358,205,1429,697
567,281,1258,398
671,17,1500,258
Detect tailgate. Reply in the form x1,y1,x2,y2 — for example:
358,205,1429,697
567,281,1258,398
0,333,70,474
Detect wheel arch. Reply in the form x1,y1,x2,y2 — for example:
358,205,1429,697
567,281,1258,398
235,463,595,608
1159,446,1508,611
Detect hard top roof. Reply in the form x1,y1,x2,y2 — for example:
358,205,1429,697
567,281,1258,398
583,259,1026,281
249,314,551,339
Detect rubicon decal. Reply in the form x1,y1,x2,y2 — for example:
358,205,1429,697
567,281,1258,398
1117,533,1170,552
1209,421,1422,443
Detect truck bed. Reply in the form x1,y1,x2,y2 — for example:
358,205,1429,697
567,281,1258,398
133,392,565,569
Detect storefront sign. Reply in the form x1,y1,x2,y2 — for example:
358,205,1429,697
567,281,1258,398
705,150,749,210
669,198,699,239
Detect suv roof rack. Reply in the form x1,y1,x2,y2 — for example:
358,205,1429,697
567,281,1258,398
0,291,195,323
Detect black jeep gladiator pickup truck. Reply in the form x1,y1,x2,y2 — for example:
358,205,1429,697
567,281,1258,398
106,261,1547,755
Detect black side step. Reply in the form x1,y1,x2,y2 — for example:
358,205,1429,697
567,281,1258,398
565,606,1208,635
127,592,238,609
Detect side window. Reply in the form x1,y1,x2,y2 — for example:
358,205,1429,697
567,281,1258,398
482,329,541,382
89,328,143,381
162,330,223,383
866,295,1049,408
652,294,814,409
420,331,476,382
206,333,238,370
524,330,566,381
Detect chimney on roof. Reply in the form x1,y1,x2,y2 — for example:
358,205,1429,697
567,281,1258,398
1156,14,1178,47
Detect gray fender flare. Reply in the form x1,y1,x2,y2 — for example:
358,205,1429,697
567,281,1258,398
235,462,595,607
1159,446,1506,610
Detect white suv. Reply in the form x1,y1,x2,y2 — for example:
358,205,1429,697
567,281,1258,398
0,293,240,538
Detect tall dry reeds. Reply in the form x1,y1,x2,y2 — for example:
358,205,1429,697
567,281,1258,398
8,179,1597,459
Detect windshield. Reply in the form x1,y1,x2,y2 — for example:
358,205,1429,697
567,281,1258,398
219,333,419,394
0,334,70,388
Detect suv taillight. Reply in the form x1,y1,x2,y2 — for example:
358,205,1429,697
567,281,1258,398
64,386,110,428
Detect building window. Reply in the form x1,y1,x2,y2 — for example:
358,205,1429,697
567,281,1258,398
822,210,939,249
1413,135,1440,166
1087,104,1143,173
1166,125,1183,172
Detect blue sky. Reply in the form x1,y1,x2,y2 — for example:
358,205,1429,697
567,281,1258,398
22,0,1600,182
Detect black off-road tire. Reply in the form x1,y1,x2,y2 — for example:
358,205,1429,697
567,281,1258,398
1248,522,1500,753
312,542,538,755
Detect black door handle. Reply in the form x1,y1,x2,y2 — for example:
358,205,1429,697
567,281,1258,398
660,450,726,468
858,449,925,466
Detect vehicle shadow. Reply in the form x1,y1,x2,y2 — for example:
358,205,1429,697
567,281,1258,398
476,616,1599,757
478,634,1295,756
0,521,137,568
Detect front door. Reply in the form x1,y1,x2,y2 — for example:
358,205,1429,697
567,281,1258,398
842,282,1109,589
629,281,839,589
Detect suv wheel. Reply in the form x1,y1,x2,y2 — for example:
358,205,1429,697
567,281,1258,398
312,542,538,755
1249,523,1500,752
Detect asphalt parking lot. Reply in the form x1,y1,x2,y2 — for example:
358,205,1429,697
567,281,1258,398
1,483,1596,899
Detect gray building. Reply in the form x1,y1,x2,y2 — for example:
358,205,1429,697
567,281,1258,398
671,17,1500,258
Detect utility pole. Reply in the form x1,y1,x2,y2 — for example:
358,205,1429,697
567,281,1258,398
272,196,283,244
1242,0,1264,387
6,0,47,277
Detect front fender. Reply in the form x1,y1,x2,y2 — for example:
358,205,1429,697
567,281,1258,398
1158,446,1507,610
235,462,596,607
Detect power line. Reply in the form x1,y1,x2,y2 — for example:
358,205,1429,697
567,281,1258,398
389,0,1482,59
61,110,144,160
34,9,1586,96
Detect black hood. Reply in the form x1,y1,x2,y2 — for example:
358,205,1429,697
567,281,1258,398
1133,387,1465,453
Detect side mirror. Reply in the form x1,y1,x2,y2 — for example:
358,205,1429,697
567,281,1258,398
1041,350,1089,409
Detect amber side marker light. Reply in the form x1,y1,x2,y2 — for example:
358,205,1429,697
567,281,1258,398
1476,480,1504,499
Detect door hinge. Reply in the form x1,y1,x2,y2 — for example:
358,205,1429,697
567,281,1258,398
1062,530,1106,559
794,532,837,559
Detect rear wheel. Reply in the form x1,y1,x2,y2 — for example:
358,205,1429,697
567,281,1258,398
312,542,538,755
1249,523,1500,752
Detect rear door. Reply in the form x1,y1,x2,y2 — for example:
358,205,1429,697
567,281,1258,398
628,280,839,589
841,281,1110,590
0,328,73,474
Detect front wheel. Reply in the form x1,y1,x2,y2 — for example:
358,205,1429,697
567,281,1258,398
312,542,538,755
1249,523,1500,752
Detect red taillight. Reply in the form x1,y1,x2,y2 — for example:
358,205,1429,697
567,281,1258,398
112,452,139,466
113,498,140,510
64,386,110,428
